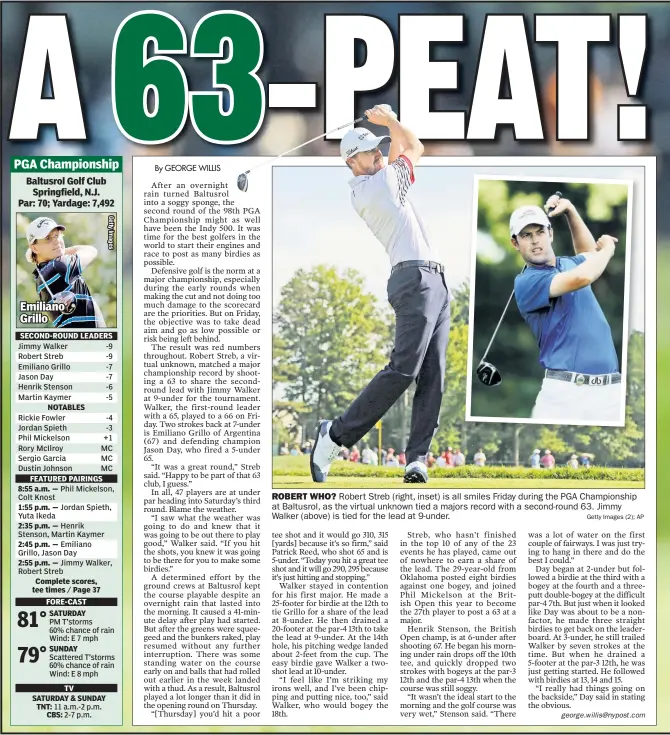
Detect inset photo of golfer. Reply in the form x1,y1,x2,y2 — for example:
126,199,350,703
466,177,632,427
272,150,645,489
16,212,117,329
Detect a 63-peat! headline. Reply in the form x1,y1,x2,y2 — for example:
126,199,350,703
9,11,649,145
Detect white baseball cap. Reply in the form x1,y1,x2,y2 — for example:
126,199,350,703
509,205,551,237
340,127,390,162
26,217,65,245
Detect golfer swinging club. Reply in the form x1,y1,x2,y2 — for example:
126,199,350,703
511,194,621,423
26,217,106,328
311,105,450,484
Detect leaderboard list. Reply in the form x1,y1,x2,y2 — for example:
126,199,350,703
10,157,123,726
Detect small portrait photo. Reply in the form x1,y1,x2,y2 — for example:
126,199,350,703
16,212,117,329
467,177,632,427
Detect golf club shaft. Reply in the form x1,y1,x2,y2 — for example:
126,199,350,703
480,287,516,364
242,116,365,175
37,268,55,301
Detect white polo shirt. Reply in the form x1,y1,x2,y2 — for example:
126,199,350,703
349,155,435,268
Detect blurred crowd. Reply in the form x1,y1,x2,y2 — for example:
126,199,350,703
278,442,595,469
529,449,592,469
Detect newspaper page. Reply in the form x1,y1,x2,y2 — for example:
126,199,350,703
1,3,663,734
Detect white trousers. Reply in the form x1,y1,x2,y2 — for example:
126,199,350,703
531,377,624,424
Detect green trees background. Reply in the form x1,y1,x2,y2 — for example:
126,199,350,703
471,180,629,418
15,212,118,327
273,261,644,468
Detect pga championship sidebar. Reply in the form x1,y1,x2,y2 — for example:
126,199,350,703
9,157,123,726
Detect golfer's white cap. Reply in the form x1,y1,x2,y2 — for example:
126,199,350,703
26,217,64,245
509,205,551,237
340,127,390,161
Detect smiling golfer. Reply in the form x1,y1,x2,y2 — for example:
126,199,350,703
511,194,622,423
310,105,451,484
26,217,106,328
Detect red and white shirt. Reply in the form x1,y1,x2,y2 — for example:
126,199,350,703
348,155,436,268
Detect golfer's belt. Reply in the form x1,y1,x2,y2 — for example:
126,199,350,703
391,260,444,275
545,369,621,386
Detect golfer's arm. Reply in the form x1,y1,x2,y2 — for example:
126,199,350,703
388,137,403,165
565,205,597,254
386,119,424,166
64,245,97,268
549,247,614,297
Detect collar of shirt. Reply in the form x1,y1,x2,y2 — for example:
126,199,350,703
525,258,561,272
349,175,369,189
